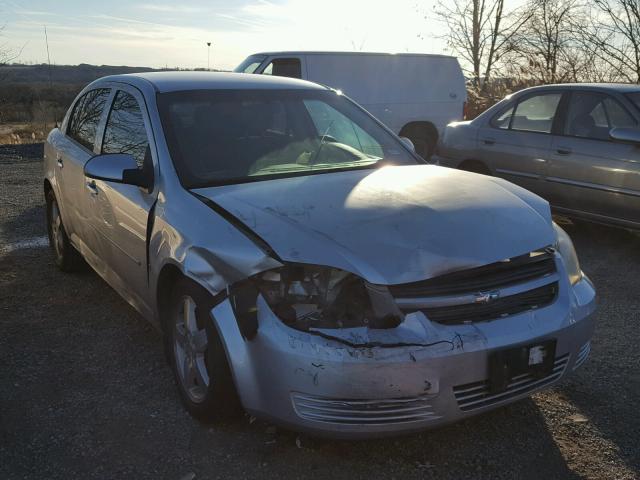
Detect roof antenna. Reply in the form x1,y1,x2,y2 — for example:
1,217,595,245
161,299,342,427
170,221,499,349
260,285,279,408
44,25,58,127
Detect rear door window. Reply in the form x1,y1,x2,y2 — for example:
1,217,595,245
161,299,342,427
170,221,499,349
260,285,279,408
101,90,150,168
67,88,110,150
262,58,302,79
565,92,637,140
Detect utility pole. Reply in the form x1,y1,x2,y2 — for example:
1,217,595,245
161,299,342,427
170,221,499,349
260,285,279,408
207,42,211,70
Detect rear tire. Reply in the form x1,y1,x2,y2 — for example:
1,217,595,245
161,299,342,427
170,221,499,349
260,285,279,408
45,189,84,272
166,277,242,422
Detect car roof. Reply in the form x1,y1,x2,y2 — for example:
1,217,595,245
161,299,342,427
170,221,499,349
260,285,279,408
250,51,457,59
519,83,640,94
95,71,329,93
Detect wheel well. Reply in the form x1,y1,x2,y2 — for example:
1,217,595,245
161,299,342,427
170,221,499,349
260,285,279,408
399,121,438,144
458,159,491,175
399,122,439,159
44,179,53,197
156,264,183,333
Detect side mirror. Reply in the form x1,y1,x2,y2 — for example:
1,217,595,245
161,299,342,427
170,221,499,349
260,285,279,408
609,127,640,145
84,153,152,190
399,136,416,152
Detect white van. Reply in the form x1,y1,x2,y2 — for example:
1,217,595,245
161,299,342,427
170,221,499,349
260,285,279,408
234,51,467,158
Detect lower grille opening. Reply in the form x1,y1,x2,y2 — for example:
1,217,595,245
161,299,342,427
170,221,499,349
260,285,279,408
291,393,441,425
419,282,558,325
453,353,569,411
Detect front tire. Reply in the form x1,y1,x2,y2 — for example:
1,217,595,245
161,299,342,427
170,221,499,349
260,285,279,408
167,277,241,422
45,189,83,272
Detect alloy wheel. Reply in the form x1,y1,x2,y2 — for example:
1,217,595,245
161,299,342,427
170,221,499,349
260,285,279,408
173,295,210,403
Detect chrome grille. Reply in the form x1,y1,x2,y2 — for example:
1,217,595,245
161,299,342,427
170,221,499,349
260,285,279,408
421,282,558,325
390,249,559,324
453,353,569,412
388,249,556,298
291,393,441,425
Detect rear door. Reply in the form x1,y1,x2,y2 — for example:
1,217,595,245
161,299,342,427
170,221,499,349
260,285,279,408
547,90,640,226
57,88,111,248
476,91,563,198
86,86,157,315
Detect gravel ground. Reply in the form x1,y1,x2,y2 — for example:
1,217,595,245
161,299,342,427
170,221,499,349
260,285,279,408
1,144,638,480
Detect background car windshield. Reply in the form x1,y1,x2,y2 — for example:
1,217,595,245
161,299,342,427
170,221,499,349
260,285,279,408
233,55,267,73
158,89,417,187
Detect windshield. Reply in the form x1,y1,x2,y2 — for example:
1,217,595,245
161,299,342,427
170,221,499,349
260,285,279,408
233,55,267,74
158,89,417,188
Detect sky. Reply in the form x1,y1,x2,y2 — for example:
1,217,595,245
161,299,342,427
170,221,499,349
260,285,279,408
0,0,449,70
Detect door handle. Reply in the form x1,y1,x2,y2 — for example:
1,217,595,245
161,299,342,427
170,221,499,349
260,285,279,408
86,180,99,196
483,137,496,145
556,147,572,155
56,156,63,168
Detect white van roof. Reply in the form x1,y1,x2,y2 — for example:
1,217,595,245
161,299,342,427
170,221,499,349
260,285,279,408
253,51,457,59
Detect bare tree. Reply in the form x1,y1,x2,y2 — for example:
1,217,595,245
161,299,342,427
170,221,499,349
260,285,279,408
434,0,532,89
576,0,640,82
505,0,582,83
0,25,20,67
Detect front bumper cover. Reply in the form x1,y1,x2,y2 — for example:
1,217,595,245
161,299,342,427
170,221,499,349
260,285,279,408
211,273,596,438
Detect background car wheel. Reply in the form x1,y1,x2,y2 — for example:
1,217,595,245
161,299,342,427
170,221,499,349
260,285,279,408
167,277,242,422
45,190,84,272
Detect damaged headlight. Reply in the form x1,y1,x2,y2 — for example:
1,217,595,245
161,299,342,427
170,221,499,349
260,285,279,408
256,264,401,331
553,222,582,285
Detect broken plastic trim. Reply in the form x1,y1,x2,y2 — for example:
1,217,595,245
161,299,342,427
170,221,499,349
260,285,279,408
307,328,463,350
228,280,260,340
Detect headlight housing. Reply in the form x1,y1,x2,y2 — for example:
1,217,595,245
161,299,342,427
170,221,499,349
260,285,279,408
254,264,401,331
553,222,582,285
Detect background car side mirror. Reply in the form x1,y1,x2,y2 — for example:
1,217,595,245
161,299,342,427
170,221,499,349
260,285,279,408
84,153,152,190
399,136,416,152
609,127,640,145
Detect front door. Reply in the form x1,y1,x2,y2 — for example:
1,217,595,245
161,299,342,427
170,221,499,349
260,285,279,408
57,88,111,249
547,90,640,227
476,91,563,199
86,87,157,316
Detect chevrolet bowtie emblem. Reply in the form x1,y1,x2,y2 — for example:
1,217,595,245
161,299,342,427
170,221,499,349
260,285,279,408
474,291,500,304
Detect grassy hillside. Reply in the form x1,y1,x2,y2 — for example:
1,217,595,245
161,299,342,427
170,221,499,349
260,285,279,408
0,63,161,84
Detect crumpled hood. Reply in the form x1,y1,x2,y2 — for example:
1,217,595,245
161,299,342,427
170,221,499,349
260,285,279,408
193,165,554,285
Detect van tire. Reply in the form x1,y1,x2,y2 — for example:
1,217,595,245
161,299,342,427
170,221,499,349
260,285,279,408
399,122,438,160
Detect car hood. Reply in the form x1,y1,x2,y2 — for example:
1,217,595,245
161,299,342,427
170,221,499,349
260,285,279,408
193,165,554,285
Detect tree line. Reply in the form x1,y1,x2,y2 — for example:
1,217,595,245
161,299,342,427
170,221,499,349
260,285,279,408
436,0,640,116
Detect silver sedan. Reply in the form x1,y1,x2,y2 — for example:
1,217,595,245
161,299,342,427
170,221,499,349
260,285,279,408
44,72,596,437
435,83,640,230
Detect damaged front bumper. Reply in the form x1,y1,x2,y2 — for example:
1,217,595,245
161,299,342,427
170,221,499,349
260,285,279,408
210,273,596,438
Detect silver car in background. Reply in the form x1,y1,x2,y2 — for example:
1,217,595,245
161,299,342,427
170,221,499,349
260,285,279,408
44,72,596,438
436,84,640,230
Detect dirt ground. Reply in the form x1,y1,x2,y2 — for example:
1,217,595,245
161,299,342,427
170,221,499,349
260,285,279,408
1,144,639,480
